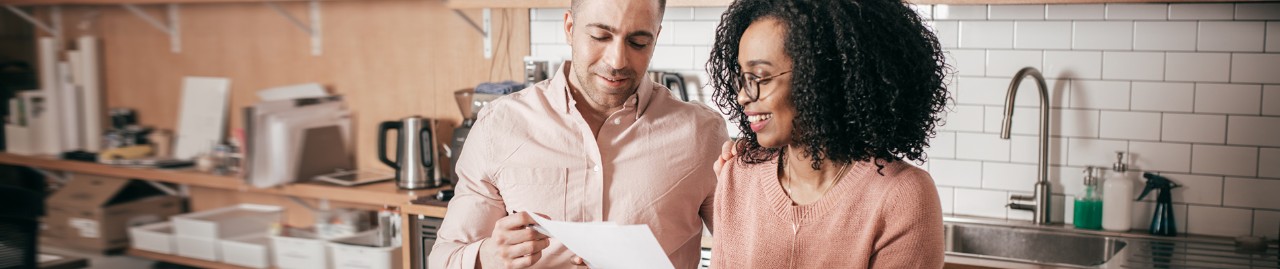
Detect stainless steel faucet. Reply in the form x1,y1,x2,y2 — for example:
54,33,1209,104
1002,67,1053,225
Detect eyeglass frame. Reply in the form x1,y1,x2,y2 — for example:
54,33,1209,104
736,70,792,101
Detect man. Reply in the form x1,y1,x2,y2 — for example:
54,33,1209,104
428,0,728,268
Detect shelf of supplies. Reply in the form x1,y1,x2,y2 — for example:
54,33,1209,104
0,152,445,206
126,248,263,269
445,0,1259,8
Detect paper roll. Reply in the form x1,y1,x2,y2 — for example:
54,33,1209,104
58,61,83,151
36,37,64,154
78,36,104,152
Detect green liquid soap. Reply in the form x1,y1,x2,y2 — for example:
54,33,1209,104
1073,199,1103,230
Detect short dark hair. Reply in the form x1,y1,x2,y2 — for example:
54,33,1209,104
570,0,668,19
707,0,950,173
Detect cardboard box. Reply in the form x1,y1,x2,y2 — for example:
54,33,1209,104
42,174,185,253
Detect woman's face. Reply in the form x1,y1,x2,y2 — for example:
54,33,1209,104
736,17,796,149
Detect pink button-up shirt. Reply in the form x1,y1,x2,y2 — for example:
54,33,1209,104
429,62,728,269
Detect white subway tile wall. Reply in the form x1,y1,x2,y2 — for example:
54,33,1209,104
961,21,1016,49
1231,54,1280,84
937,187,956,214
528,4,1280,236
1195,83,1262,115
1131,82,1194,112
1164,53,1231,83
1074,22,1134,50
1187,205,1253,237
1133,21,1197,52
1015,21,1072,49
1255,210,1280,238
1198,22,1267,52
1191,145,1258,177
990,5,1046,20
1105,4,1168,20
1168,4,1235,20
1261,148,1280,178
1161,113,1227,143
1268,22,1280,52
1235,3,1280,20
1046,4,1104,20
1265,85,1280,116
1127,142,1191,173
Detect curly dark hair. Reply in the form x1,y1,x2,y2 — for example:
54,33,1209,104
707,0,950,172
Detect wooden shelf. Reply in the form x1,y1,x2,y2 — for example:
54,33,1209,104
446,0,1259,8
446,0,730,9
127,248,262,269
402,201,449,218
0,152,448,207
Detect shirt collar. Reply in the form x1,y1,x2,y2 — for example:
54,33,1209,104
546,61,654,119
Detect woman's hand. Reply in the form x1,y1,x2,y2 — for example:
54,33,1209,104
714,140,739,176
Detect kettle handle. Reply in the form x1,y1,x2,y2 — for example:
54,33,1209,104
378,121,402,169
662,73,688,101
419,125,434,169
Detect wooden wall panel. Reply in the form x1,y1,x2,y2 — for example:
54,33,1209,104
43,1,527,173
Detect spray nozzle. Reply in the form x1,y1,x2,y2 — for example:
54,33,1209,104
1138,172,1180,201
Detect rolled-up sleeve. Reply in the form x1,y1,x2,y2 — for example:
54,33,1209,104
428,103,507,269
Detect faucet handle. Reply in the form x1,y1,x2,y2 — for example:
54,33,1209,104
1008,203,1035,211
1008,194,1037,212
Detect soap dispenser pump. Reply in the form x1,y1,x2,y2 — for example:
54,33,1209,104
1138,172,1181,236
1073,167,1103,230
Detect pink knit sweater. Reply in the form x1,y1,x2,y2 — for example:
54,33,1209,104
712,157,944,268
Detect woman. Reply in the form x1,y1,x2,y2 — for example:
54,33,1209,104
707,0,949,268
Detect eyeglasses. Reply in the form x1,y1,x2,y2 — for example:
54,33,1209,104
736,70,792,101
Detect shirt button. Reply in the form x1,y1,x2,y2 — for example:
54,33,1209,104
613,118,621,125
592,165,601,172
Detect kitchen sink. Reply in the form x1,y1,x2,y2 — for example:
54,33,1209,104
945,222,1127,267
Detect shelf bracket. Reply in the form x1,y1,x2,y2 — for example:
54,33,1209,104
31,168,67,184
452,8,491,59
143,180,181,196
121,3,181,53
4,5,62,40
265,0,323,56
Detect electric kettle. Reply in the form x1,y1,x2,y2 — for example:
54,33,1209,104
378,116,443,189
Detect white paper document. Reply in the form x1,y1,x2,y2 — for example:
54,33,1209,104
173,76,231,159
529,214,675,269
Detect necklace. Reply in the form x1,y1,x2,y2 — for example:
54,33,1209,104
781,150,852,204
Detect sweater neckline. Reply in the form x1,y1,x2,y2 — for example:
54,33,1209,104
759,156,874,222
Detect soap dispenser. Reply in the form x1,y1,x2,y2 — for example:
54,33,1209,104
1138,172,1180,236
1102,152,1135,232
1073,167,1103,230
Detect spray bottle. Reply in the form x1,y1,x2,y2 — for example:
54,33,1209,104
1138,172,1180,236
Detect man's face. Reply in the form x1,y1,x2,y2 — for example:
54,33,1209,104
563,0,663,96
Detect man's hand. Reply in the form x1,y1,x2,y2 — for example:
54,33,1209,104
480,212,551,269
713,140,739,176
